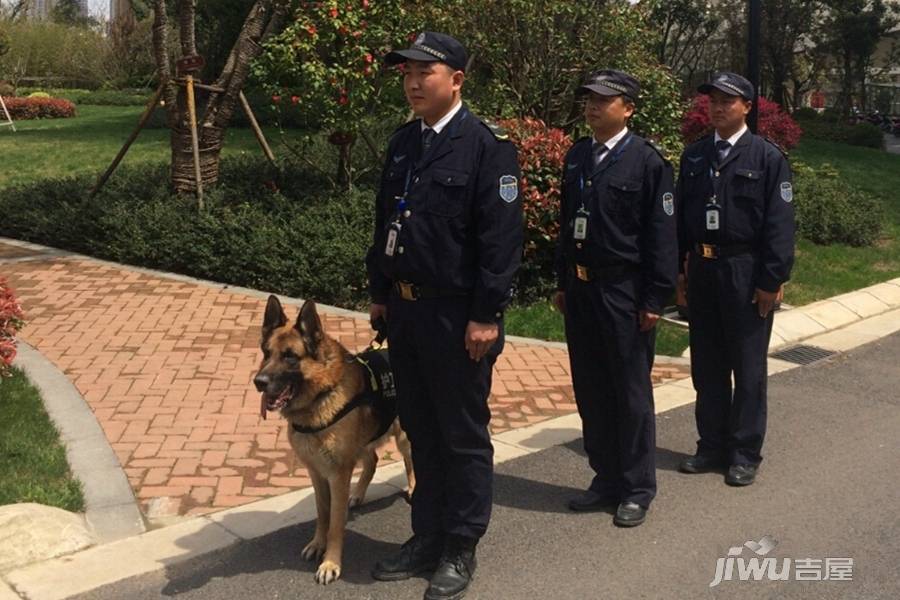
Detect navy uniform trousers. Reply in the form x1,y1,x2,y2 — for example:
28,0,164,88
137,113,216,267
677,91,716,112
688,253,772,466
564,271,657,508
387,294,501,539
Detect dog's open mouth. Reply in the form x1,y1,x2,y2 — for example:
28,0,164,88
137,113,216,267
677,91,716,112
262,386,293,413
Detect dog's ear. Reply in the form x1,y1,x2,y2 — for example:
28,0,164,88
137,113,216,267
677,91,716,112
262,295,287,345
296,300,324,355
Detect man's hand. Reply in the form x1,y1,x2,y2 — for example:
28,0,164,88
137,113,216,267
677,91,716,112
369,303,388,328
639,310,660,332
465,321,499,362
752,288,779,318
552,291,566,315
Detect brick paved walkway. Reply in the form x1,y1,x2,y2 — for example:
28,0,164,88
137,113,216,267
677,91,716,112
1,241,689,523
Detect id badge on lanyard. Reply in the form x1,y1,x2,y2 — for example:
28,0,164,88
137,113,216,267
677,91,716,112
706,196,720,231
573,206,589,240
385,170,413,257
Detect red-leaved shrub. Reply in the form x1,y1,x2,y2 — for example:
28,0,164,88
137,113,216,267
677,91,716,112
681,95,802,150
0,277,25,378
498,117,573,300
1,96,76,120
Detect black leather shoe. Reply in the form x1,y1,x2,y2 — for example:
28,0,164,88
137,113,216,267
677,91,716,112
567,489,618,512
424,534,477,600
613,501,648,527
725,463,758,486
372,533,443,581
679,453,727,474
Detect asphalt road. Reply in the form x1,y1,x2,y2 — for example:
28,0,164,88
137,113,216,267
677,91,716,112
75,332,900,600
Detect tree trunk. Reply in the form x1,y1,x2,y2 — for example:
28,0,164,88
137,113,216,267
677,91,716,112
151,0,289,194
170,124,225,190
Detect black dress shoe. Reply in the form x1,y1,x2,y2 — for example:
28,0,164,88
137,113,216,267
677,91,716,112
725,463,758,486
613,501,648,527
424,534,477,600
567,489,618,512
679,453,726,474
372,533,443,581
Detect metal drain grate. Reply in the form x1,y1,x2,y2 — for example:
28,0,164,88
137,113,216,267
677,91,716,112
770,344,836,365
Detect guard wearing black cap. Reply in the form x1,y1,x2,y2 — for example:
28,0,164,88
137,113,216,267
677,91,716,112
366,32,523,600
676,71,794,486
553,70,677,527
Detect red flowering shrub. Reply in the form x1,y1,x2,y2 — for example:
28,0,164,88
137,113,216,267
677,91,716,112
0,277,25,378
498,117,573,300
1,96,76,120
681,95,802,149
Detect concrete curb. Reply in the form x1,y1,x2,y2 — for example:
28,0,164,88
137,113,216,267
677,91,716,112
12,343,147,545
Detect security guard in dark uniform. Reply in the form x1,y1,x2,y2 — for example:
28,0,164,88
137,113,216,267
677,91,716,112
553,70,677,527
366,32,522,600
676,72,794,486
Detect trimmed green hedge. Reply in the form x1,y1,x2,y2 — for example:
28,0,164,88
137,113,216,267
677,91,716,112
17,87,152,106
795,115,884,149
0,158,374,310
793,162,883,247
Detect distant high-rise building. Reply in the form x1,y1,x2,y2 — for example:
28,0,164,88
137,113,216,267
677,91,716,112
110,0,133,25
26,0,89,20
26,0,57,20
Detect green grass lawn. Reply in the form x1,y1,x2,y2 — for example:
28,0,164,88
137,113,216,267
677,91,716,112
0,367,84,512
788,139,900,305
506,300,690,357
0,105,298,189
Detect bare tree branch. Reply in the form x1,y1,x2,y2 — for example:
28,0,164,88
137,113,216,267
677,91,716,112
151,0,177,121
178,0,197,57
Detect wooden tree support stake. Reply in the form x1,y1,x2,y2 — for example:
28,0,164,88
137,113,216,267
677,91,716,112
239,91,277,168
90,86,163,198
185,74,204,210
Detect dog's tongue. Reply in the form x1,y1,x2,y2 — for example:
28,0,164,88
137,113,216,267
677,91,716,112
259,393,267,420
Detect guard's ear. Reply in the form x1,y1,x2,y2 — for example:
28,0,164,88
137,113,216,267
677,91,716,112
261,295,287,347
295,300,324,356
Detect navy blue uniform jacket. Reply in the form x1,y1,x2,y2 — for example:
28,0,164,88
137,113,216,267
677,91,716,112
366,105,524,323
554,133,678,314
676,132,795,292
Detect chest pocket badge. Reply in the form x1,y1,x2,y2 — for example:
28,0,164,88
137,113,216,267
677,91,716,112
499,175,518,203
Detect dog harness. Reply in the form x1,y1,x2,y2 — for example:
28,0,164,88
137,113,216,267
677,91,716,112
291,348,398,443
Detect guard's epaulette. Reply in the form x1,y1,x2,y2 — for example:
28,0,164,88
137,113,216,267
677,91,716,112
389,119,418,142
764,136,789,158
481,120,510,141
645,139,671,163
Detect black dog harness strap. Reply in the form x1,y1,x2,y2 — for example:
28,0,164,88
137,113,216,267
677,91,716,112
291,349,397,443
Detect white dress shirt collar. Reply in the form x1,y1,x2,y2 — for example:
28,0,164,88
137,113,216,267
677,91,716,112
594,126,629,153
421,101,463,134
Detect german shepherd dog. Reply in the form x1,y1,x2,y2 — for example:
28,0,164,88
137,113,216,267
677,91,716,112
253,295,414,585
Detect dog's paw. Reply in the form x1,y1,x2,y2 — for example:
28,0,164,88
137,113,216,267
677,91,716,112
301,539,326,562
315,560,341,585
348,494,365,509
403,487,414,503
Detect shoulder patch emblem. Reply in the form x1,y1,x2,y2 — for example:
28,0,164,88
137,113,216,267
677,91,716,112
483,120,510,141
499,175,518,202
663,192,674,216
780,181,793,203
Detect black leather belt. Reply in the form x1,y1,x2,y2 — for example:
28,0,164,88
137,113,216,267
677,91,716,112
568,263,634,282
392,281,469,301
695,243,754,259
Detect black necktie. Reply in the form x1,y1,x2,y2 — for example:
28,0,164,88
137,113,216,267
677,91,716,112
716,140,732,163
592,142,608,167
421,128,436,154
